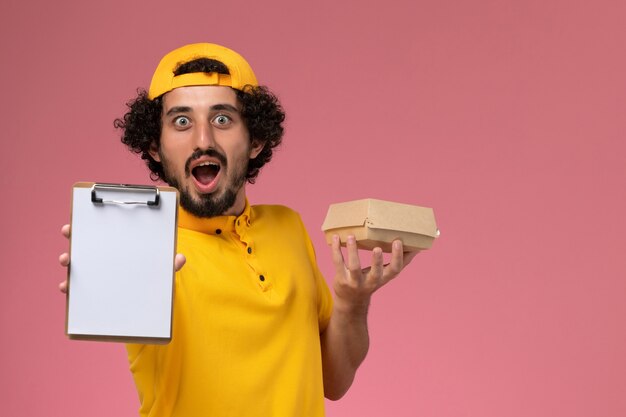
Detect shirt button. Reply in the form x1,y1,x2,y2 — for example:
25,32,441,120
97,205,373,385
247,247,252,254
216,229,222,234
259,275,265,282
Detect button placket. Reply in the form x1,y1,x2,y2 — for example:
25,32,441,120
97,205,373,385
244,241,271,291
235,214,271,293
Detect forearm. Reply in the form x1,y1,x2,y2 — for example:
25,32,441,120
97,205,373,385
321,235,415,400
320,297,371,400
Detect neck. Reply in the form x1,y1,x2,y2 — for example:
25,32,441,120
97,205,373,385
222,185,247,217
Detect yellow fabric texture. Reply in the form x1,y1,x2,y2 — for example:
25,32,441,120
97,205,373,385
126,201,333,417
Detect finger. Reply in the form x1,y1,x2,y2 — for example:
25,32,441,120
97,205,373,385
369,247,384,283
59,252,70,267
331,234,347,275
345,235,362,279
174,254,186,271
61,224,71,239
59,280,68,294
378,249,419,278
384,240,405,280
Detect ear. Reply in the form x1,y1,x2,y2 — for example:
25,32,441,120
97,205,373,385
148,141,161,162
249,139,264,160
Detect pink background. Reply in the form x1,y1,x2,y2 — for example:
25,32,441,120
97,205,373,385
2,0,625,416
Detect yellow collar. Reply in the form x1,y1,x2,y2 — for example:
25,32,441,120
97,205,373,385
178,199,252,235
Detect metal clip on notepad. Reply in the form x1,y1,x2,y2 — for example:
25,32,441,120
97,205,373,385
90,183,161,207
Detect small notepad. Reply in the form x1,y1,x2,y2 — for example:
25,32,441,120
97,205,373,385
65,182,178,344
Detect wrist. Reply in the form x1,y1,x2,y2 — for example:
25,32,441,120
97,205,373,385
332,294,371,316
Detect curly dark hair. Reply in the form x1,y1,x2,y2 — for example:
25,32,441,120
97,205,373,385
113,58,285,184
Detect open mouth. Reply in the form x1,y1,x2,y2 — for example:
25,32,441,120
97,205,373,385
191,161,221,186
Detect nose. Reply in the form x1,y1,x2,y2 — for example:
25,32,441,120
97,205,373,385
194,120,216,151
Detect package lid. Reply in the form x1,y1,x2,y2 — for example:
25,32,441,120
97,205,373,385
321,198,439,238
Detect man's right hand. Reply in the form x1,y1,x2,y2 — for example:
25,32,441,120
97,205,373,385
58,224,186,293
58,224,71,293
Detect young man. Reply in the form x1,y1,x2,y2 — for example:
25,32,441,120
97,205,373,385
59,43,416,417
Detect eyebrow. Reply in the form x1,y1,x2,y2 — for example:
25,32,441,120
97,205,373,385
165,103,240,117
165,106,192,116
211,103,239,113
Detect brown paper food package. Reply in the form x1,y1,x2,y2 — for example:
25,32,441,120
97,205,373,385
321,199,440,253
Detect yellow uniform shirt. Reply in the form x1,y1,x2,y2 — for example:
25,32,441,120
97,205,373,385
126,201,333,417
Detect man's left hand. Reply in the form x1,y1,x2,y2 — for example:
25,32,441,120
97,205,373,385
330,234,418,311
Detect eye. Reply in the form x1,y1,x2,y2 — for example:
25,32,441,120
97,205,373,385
213,114,231,126
173,116,191,128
